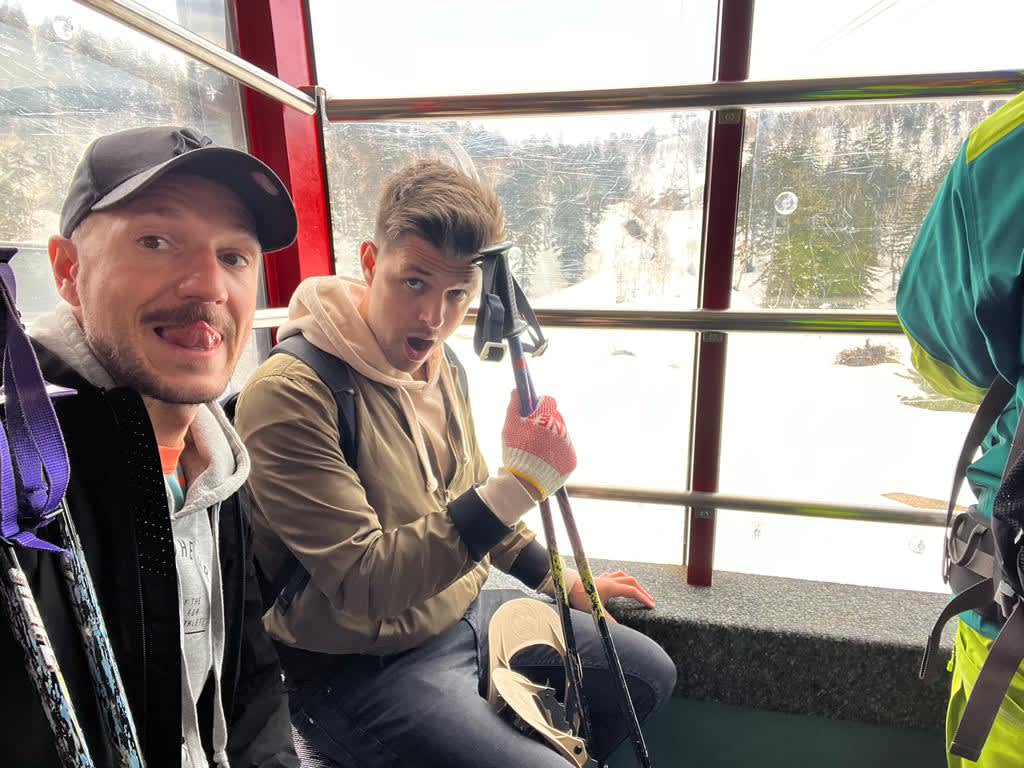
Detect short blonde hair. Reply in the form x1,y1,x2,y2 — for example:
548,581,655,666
374,161,505,257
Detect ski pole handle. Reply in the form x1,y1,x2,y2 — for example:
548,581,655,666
500,252,537,417
508,335,536,416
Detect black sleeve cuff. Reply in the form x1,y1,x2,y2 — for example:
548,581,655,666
448,488,513,561
507,539,551,589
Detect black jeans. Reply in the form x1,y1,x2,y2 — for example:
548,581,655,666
290,589,676,767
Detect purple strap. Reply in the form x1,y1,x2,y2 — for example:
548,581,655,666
0,264,69,554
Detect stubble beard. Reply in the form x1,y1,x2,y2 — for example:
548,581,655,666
84,325,228,405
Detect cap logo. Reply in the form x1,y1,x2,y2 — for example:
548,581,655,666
251,171,279,196
174,128,212,155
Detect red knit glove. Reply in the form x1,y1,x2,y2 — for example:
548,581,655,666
501,392,576,500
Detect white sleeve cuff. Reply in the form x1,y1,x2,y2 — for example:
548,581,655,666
476,470,537,526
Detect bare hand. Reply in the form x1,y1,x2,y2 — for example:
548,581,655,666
568,570,655,623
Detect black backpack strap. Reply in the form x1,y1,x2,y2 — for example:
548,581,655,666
950,602,1024,760
272,334,359,469
920,377,1014,678
925,377,1024,757
259,334,361,614
920,577,995,680
942,376,1014,581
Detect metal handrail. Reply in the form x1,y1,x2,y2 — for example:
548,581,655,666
254,306,902,334
325,70,1023,122
72,0,318,115
565,484,946,527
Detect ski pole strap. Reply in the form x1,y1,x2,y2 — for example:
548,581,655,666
0,259,70,554
473,246,547,361
950,601,1024,761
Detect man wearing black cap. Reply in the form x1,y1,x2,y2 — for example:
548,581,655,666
0,127,299,767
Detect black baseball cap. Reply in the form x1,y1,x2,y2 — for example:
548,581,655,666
59,126,298,253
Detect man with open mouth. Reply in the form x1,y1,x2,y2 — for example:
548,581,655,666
2,126,300,768
235,160,676,767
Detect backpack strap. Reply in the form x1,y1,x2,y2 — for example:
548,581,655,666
947,382,1024,758
942,376,1014,581
272,334,359,469
920,577,995,681
950,603,1024,760
921,376,1024,757
259,334,361,615
919,377,1014,680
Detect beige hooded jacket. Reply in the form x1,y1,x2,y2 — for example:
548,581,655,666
235,277,554,655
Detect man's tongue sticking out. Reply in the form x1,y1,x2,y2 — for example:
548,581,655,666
160,322,222,351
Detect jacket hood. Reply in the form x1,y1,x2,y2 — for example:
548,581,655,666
278,276,466,493
278,276,446,390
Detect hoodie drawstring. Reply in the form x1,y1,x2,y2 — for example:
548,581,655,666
396,386,439,494
398,357,470,496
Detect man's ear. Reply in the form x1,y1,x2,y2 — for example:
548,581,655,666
360,240,378,285
49,235,82,308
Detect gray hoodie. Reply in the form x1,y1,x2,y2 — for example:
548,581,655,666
30,303,250,768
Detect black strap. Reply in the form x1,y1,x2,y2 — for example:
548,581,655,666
920,377,1012,680
924,376,1024,758
943,377,1014,582
1005,388,1024,476
950,602,1024,760
261,335,360,613
272,334,359,468
920,578,996,680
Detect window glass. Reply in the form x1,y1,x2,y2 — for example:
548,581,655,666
448,327,693,491
308,0,717,98
733,99,1007,311
325,113,709,310
0,0,248,324
716,331,971,591
528,499,685,566
750,0,1024,80
715,512,946,593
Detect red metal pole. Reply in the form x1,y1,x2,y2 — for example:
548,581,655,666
686,0,755,586
233,0,334,307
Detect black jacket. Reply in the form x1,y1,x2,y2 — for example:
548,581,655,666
0,344,298,767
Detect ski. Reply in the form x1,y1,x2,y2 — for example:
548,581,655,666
0,544,95,768
0,248,144,767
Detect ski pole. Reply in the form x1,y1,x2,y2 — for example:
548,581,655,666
506,339,652,768
553,488,652,768
495,249,591,745
495,249,652,768
508,331,592,746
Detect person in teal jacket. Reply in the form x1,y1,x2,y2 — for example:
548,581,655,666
897,91,1024,767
